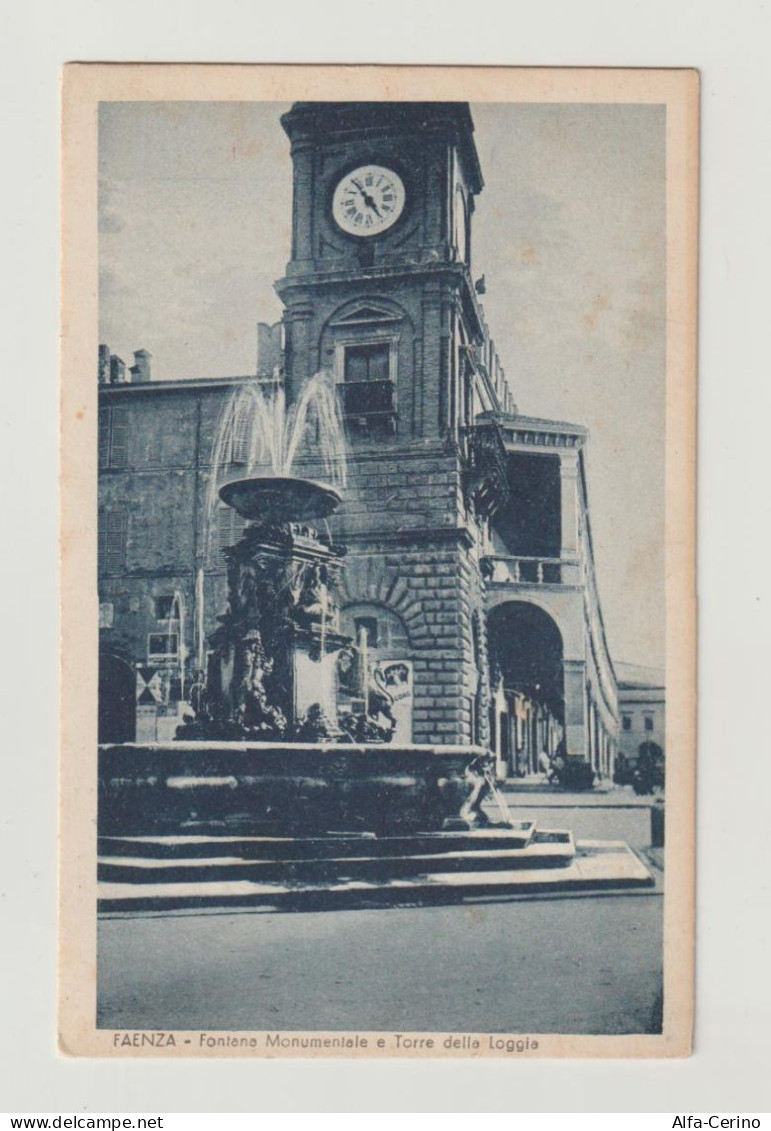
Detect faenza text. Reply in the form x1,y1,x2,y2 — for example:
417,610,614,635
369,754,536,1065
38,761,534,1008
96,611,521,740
112,1032,177,1048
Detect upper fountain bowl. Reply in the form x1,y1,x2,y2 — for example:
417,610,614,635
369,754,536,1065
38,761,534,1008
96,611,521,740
219,476,342,523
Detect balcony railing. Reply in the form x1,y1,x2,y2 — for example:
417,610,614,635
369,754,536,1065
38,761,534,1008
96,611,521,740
461,421,510,518
483,555,582,587
337,379,397,431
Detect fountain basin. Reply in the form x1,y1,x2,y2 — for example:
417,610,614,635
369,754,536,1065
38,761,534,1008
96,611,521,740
98,742,489,836
219,477,342,523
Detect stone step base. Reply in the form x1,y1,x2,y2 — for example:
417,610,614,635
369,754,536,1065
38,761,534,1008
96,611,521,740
98,832,575,886
97,837,654,914
97,821,538,861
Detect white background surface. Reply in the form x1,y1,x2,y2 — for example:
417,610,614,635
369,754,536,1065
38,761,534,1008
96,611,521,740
2,0,770,1114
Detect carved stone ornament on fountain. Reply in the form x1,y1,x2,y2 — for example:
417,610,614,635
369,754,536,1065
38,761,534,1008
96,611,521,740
178,476,352,742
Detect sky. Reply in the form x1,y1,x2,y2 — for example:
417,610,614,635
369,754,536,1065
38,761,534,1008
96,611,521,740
99,100,666,671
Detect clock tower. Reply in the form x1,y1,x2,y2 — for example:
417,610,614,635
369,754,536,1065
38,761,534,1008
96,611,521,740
275,102,511,747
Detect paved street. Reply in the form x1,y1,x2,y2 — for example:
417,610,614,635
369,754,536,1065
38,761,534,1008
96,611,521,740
98,887,663,1035
500,782,655,806
99,799,664,1036
487,801,655,849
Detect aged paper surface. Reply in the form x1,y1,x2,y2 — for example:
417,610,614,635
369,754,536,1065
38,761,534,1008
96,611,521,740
60,64,697,1059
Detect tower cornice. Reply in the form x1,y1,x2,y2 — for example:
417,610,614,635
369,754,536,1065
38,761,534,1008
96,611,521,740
280,101,483,195
275,260,487,340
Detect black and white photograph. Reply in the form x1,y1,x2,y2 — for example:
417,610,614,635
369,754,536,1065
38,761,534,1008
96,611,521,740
59,65,697,1058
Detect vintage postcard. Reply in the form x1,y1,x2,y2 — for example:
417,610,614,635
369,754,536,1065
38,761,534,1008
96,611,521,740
59,64,697,1058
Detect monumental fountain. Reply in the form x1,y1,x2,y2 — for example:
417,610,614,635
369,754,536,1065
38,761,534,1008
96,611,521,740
99,373,492,840
97,373,654,911
184,373,354,744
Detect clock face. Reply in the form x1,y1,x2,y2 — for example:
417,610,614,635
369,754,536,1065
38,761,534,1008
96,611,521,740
332,165,406,237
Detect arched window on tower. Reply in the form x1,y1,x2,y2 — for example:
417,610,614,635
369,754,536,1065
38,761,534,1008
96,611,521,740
323,301,408,434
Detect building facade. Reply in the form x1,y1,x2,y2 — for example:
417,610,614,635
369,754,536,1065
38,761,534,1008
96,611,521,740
98,101,621,778
616,662,666,774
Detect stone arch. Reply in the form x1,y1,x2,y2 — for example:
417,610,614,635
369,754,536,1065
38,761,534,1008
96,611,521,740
337,553,423,649
486,587,582,659
487,600,566,776
487,601,565,722
339,601,410,656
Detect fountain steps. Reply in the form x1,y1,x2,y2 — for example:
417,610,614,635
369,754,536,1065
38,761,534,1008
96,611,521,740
98,832,575,885
97,822,538,859
97,829,654,914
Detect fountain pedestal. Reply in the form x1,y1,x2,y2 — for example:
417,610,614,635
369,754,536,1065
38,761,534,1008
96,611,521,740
195,511,350,741
169,474,492,829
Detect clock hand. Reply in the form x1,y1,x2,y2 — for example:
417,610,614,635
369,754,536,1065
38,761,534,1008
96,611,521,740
351,179,382,215
356,188,382,218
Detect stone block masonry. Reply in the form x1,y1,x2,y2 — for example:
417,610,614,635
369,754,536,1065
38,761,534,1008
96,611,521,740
338,535,489,747
321,434,493,747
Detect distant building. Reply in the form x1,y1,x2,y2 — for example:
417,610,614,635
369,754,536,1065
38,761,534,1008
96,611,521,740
616,662,666,771
97,101,635,781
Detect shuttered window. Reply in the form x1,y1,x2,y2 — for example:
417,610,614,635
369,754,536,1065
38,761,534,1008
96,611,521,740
110,406,129,466
230,420,250,465
98,508,128,574
216,506,247,562
98,405,129,468
344,342,390,383
98,408,110,468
